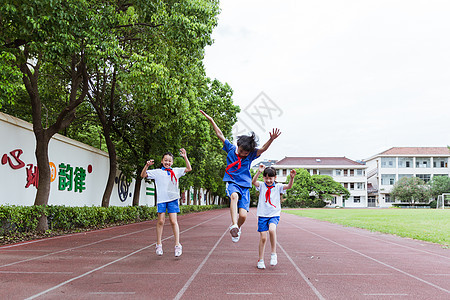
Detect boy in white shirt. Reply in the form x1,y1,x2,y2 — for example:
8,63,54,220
252,164,296,269
141,149,192,257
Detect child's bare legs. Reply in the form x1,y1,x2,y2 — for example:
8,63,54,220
237,208,247,228
168,212,180,246
229,192,239,226
268,223,277,254
230,193,247,227
156,212,165,245
259,231,268,260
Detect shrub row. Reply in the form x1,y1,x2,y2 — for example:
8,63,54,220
0,204,224,235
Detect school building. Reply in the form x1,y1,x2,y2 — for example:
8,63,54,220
364,147,450,207
272,157,368,208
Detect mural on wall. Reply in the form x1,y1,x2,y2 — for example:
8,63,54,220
1,148,92,192
115,172,132,202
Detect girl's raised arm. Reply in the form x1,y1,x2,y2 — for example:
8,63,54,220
180,148,192,172
200,110,226,143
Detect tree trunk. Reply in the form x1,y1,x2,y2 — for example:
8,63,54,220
193,189,198,206
101,130,116,207
34,132,51,231
186,189,190,206
132,174,142,206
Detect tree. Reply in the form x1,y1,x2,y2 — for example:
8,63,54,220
311,175,350,204
0,0,134,230
428,176,450,199
391,177,432,203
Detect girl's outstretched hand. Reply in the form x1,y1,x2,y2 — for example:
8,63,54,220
146,159,155,166
259,164,265,173
269,128,282,140
290,169,297,177
200,110,213,121
179,148,187,158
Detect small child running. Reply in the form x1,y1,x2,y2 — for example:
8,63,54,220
140,149,192,257
201,110,281,242
252,164,296,269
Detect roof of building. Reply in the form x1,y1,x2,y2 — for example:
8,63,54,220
251,159,278,169
377,147,450,156
274,157,365,166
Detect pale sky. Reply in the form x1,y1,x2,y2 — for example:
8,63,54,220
203,0,450,163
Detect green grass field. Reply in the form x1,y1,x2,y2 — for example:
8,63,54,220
282,208,449,247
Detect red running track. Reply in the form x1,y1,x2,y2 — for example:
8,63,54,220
1,208,449,299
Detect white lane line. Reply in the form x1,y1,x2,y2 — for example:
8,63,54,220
285,220,450,295
0,220,157,250
0,226,155,268
287,214,450,260
278,242,326,300
211,272,287,275
24,213,225,300
173,228,228,300
227,292,273,295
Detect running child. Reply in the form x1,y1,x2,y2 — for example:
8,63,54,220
252,164,296,269
200,110,281,242
140,149,192,257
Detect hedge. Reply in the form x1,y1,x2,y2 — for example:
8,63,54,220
0,204,224,235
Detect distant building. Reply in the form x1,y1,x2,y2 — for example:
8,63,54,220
251,159,278,170
364,147,450,207
272,157,368,208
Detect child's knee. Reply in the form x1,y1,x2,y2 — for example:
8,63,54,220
260,232,267,243
268,224,277,234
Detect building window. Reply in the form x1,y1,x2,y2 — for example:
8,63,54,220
433,157,448,168
283,169,287,176
416,174,431,183
385,195,394,203
398,157,413,168
353,196,361,203
381,157,395,168
416,158,430,168
356,182,364,190
381,174,395,185
356,169,364,176
398,174,413,180
350,183,354,190
335,169,342,176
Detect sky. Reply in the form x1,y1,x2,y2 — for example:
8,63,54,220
203,0,450,163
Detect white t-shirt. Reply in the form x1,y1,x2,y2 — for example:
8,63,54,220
146,168,186,203
256,182,285,217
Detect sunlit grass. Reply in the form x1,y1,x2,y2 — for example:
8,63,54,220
282,208,449,246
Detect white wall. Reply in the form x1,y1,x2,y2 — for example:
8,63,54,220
0,112,154,207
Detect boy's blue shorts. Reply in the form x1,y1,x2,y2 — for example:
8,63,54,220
157,199,180,214
226,182,250,211
257,216,280,232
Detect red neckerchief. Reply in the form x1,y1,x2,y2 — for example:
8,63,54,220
162,167,177,183
225,154,242,179
265,183,276,208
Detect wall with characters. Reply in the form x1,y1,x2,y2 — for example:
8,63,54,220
0,112,154,207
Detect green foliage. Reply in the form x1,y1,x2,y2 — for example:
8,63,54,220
284,169,350,208
428,176,450,198
391,177,432,203
0,204,222,235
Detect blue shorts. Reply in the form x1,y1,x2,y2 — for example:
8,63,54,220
157,199,180,214
257,216,280,232
226,182,250,211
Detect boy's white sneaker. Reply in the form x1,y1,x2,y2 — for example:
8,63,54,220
270,253,278,266
156,244,163,256
257,259,266,269
175,244,182,257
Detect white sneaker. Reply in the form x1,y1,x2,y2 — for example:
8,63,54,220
270,253,278,266
156,244,163,256
257,259,266,269
175,244,182,257
230,225,240,242
231,228,241,243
